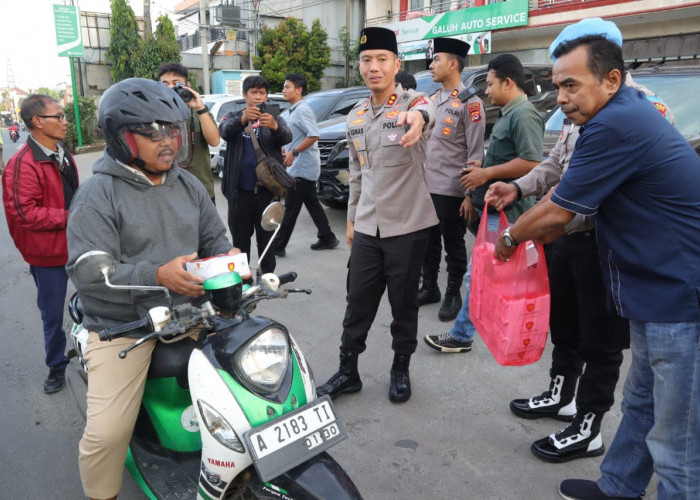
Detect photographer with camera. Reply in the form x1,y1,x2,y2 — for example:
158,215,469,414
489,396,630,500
219,75,292,274
158,62,220,202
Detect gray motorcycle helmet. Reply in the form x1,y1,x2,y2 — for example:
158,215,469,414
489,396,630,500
98,78,191,165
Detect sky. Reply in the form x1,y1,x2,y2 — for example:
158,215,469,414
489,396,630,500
0,0,179,91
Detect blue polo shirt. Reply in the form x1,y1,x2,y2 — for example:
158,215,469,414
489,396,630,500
552,85,700,322
284,99,321,181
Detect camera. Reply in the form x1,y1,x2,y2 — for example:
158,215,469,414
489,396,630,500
173,82,194,103
257,102,281,117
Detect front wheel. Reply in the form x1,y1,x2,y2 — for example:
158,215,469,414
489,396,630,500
225,453,362,499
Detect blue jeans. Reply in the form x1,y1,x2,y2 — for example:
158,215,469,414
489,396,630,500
597,320,700,499
449,214,500,343
30,265,69,370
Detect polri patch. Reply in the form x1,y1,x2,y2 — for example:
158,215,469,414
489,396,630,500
409,96,428,109
467,102,482,122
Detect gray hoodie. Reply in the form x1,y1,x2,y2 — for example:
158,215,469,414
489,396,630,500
66,152,232,333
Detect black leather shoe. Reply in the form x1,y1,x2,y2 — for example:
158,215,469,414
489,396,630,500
316,371,362,400
316,351,362,400
389,370,411,403
559,479,642,500
44,367,65,394
310,237,339,250
417,286,441,306
389,354,411,403
438,292,462,321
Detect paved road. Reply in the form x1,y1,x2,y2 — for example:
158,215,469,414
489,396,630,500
0,147,655,499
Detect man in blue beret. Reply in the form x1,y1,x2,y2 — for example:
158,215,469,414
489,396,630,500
493,19,700,500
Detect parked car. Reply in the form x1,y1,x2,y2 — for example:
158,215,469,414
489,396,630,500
213,94,290,174
302,87,371,122
317,63,557,208
542,65,700,155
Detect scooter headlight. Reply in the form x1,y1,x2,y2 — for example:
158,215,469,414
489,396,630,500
234,327,289,393
197,400,245,452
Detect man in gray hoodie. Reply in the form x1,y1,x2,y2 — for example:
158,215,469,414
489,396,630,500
65,78,237,500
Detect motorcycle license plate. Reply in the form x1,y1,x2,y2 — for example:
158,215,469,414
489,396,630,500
243,395,347,481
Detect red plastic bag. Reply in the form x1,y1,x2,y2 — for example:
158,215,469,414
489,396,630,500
469,211,550,366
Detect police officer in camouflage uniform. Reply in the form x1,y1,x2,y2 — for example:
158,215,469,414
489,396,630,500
417,37,486,322
317,27,437,404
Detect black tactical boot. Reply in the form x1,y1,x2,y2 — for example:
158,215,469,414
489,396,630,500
531,411,605,463
416,274,441,306
510,374,577,421
438,276,462,321
389,353,411,403
316,351,362,400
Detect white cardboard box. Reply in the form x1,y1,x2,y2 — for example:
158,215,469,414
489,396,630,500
185,253,250,280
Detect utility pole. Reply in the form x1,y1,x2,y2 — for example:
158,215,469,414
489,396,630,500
345,0,350,84
200,0,210,93
143,0,152,38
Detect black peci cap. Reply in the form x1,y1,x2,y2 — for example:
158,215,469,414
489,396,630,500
358,27,398,55
434,37,470,58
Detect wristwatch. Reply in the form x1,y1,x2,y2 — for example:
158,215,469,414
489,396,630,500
292,148,300,157
196,107,208,115
502,227,520,248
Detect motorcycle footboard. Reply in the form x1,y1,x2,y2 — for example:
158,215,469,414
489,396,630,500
245,451,363,500
128,436,200,500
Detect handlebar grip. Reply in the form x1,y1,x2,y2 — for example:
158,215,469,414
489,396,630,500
98,316,152,341
277,272,297,286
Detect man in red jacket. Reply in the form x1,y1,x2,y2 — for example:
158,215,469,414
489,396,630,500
2,94,79,393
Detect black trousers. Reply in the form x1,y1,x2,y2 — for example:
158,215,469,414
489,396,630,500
228,189,276,274
341,228,430,356
421,193,468,282
276,178,334,251
548,230,630,414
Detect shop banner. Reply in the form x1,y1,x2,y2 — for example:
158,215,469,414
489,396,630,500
399,32,491,61
385,0,528,44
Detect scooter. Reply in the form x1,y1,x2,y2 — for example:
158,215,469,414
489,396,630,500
66,202,362,500
9,127,19,142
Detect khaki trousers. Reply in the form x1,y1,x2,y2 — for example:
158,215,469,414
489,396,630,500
79,331,155,499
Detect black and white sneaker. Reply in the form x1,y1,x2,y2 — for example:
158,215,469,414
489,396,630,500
532,412,605,463
510,375,577,421
424,333,472,353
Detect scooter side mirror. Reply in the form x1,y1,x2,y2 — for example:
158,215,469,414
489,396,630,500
255,202,286,281
261,201,285,232
73,250,171,298
74,250,117,285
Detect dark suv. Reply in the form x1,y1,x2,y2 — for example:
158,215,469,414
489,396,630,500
542,65,700,155
317,64,556,208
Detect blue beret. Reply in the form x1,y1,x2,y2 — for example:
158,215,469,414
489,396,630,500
549,17,623,60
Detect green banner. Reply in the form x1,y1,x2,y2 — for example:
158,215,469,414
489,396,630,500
54,4,84,58
385,0,528,44
399,32,492,61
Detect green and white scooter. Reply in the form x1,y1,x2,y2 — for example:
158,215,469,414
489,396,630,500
67,202,362,500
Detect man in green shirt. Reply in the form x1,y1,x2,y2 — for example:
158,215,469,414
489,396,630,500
158,62,219,201
424,53,543,353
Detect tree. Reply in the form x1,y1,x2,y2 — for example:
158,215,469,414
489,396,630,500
254,18,330,92
132,15,181,80
338,26,362,88
62,97,98,152
105,0,141,82
35,87,61,101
